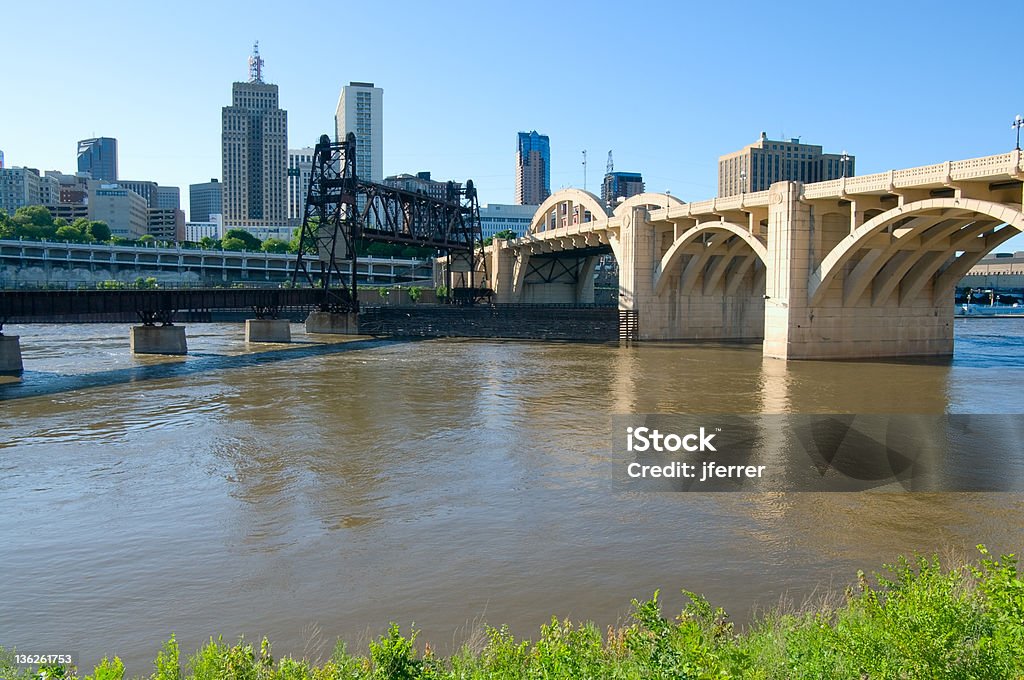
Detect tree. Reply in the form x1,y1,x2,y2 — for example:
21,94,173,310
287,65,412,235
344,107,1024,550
261,238,290,254
199,236,220,250
55,224,89,243
221,236,248,251
139,235,156,244
0,209,14,239
224,228,262,251
87,221,111,242
483,229,517,246
12,205,56,240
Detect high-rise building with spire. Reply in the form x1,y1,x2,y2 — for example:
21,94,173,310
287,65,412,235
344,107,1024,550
221,42,288,227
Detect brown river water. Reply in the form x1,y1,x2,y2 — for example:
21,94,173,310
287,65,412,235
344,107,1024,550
1,318,1023,673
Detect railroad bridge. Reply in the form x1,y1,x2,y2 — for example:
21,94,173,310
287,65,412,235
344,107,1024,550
482,151,1024,359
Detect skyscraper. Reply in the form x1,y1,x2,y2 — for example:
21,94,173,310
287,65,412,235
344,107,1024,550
515,131,550,205
222,42,288,227
189,179,222,222
287,147,314,222
77,137,118,181
718,132,855,197
335,82,383,182
602,171,645,205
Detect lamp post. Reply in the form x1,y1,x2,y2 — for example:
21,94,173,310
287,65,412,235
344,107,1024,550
840,150,850,178
581,150,587,192
740,169,747,195
1013,115,1024,151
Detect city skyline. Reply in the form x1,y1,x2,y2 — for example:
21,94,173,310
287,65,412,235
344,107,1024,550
2,0,1023,249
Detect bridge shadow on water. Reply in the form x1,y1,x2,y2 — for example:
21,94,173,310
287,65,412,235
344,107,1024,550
0,337,414,401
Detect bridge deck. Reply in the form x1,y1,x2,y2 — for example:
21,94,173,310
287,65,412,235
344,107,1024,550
0,288,326,321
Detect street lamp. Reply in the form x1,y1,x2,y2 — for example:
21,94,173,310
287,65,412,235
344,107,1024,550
740,169,747,195
840,150,850,178
1012,115,1024,151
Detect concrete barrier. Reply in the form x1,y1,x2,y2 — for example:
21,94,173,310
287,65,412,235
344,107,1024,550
130,326,188,355
305,311,359,334
245,319,291,343
0,335,24,373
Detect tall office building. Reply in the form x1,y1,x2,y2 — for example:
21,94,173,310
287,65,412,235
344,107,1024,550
156,186,180,211
335,82,383,182
602,171,645,205
287,147,314,221
222,42,288,227
718,132,855,197
0,167,59,214
515,131,550,205
189,179,222,222
117,180,159,207
77,137,118,181
479,203,537,241
89,184,149,238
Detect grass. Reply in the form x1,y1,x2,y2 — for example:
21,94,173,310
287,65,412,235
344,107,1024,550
2,546,1023,679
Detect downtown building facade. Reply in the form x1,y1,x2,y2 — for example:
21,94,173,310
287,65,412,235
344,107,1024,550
287,147,314,222
383,171,461,203
479,203,537,241
0,167,59,215
221,48,288,229
602,171,645,205
515,131,550,205
335,82,383,182
189,179,222,222
77,137,118,181
718,132,855,197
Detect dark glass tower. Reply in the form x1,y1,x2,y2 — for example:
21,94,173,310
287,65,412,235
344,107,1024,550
77,137,118,181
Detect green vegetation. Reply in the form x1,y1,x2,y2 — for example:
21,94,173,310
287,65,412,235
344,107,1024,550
0,207,436,259
483,229,517,247
2,548,1023,678
0,206,112,245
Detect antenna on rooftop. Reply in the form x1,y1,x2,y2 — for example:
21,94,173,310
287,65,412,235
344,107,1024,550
248,41,264,83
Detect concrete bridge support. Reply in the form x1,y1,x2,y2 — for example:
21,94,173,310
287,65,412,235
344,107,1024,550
618,207,765,341
245,319,291,343
0,335,24,374
762,182,953,360
305,311,359,334
488,239,519,304
130,325,188,355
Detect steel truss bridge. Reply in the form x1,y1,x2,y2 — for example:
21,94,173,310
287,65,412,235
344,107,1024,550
0,133,488,326
291,133,487,312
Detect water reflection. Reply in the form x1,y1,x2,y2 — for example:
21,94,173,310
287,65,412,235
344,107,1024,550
0,321,1022,675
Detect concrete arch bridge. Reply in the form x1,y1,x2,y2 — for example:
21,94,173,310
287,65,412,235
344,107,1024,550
482,151,1024,359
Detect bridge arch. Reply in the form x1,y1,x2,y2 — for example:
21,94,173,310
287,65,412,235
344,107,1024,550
528,189,611,235
808,198,1024,307
612,192,686,217
654,222,768,296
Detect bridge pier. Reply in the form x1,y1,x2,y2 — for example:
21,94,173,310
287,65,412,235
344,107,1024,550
245,319,291,343
0,334,24,374
130,325,188,355
305,311,359,334
619,207,764,341
762,182,953,359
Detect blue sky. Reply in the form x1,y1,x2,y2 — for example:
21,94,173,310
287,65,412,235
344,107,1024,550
3,0,1023,248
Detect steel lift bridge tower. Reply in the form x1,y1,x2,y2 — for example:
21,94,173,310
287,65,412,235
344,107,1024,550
292,133,487,312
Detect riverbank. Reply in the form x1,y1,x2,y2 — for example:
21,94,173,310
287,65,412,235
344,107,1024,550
4,548,1021,679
